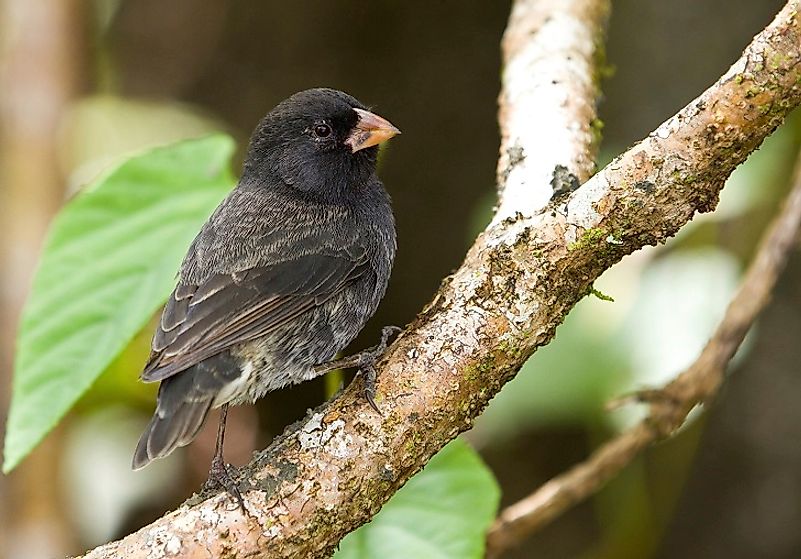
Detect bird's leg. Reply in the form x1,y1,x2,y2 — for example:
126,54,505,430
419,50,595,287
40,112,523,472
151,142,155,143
204,404,247,514
314,326,401,373
314,325,402,411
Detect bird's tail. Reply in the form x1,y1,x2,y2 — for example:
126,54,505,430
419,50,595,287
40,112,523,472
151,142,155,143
132,353,243,470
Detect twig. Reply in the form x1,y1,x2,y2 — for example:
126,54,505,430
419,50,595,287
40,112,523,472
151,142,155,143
485,138,801,558
78,2,801,558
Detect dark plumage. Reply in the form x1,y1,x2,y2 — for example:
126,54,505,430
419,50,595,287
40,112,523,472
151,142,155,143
133,88,399,472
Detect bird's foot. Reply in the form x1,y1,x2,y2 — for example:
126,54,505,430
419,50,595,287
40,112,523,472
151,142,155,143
362,325,402,364
354,325,401,412
205,455,248,515
360,361,380,413
314,325,402,412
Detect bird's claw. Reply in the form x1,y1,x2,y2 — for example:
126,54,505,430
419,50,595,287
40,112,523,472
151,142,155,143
360,362,380,413
205,457,248,515
313,326,402,412
356,325,402,413
379,325,402,348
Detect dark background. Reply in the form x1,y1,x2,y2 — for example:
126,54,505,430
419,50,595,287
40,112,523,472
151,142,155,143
0,1,797,557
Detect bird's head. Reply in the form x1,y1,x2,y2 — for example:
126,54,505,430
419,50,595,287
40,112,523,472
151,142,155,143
242,88,400,199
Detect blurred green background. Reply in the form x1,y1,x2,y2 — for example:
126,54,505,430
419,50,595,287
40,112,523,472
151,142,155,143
1,1,799,558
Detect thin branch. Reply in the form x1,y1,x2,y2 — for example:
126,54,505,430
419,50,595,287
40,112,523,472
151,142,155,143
79,2,801,558
485,140,801,558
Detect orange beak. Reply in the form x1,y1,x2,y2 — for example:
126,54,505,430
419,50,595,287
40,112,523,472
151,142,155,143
345,108,401,153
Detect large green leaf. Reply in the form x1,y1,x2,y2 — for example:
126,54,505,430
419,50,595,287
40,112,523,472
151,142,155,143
335,439,500,559
3,136,236,473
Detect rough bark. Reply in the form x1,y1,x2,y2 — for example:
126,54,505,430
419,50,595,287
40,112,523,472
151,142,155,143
79,1,801,558
486,134,801,558
495,0,609,221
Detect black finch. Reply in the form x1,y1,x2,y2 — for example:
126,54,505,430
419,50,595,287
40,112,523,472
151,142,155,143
132,89,400,496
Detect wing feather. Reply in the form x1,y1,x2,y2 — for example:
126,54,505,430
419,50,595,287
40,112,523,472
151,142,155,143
142,250,369,382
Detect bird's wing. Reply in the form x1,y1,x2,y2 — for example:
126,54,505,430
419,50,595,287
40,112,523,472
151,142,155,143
141,246,370,382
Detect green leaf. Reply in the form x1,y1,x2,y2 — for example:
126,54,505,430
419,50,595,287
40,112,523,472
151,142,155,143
334,439,500,559
3,135,236,473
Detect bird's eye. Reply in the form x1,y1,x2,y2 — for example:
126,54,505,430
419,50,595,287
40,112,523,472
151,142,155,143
313,123,332,138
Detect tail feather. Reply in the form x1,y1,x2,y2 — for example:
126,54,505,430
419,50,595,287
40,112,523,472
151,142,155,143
132,352,243,470
132,398,213,470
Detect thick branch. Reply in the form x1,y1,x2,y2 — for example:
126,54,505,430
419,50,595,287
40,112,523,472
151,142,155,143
80,2,801,558
485,134,801,558
494,0,609,221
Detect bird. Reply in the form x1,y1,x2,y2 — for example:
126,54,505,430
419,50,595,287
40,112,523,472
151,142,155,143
132,88,401,505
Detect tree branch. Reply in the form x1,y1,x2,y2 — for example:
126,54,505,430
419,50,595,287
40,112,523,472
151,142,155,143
80,1,801,558
495,0,609,221
485,132,801,559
